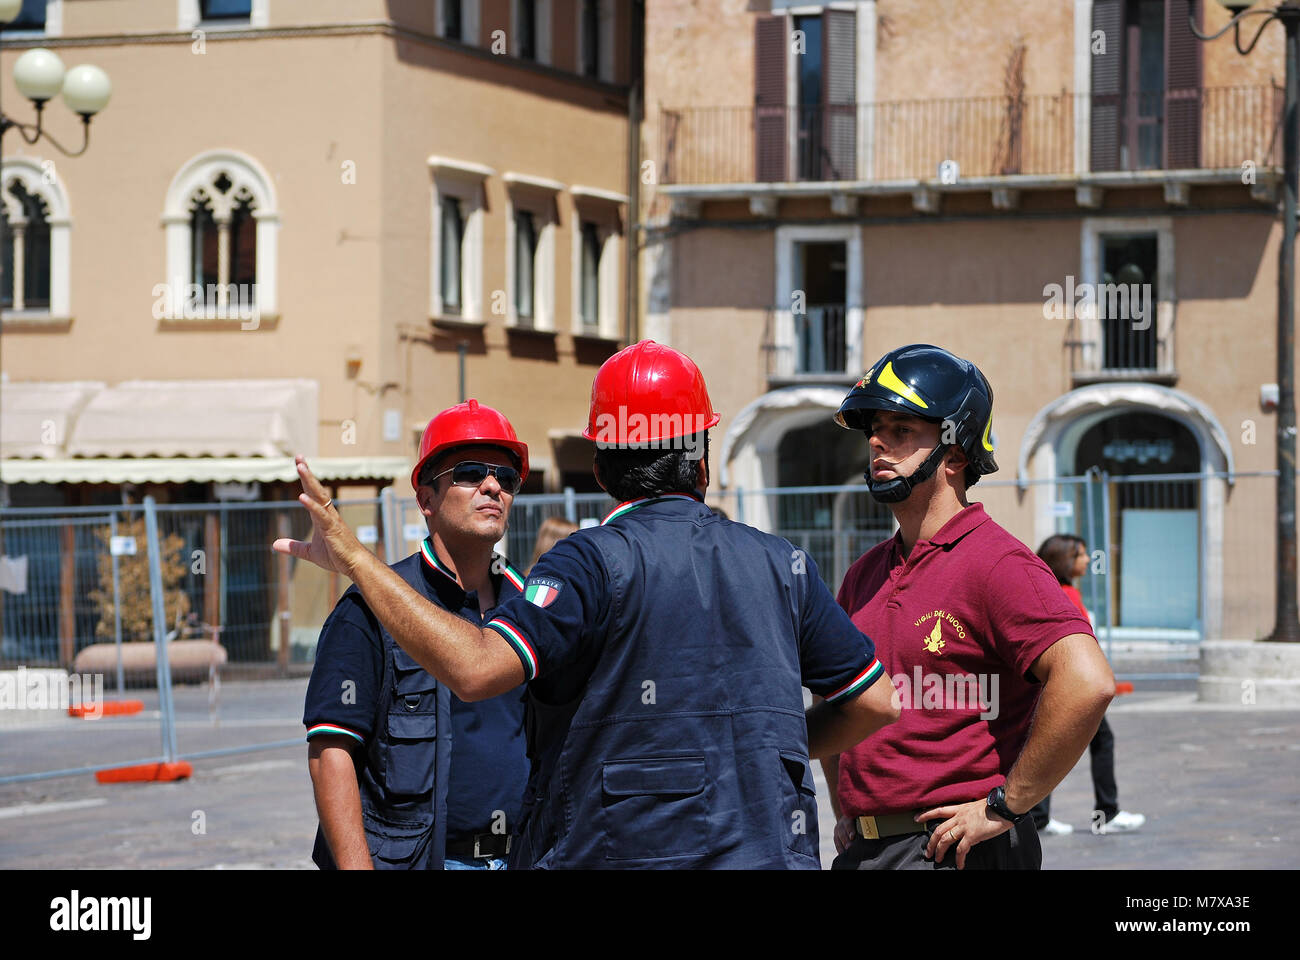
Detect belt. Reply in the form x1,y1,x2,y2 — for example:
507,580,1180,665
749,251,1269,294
445,833,513,860
855,812,930,840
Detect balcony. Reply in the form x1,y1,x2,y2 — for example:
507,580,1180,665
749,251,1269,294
1065,311,1176,385
658,86,1281,194
764,305,859,385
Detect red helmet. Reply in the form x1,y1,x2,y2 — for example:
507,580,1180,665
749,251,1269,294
582,340,720,446
411,399,529,490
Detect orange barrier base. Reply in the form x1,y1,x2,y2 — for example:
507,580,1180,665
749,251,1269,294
1115,682,1135,695
68,700,144,718
95,762,193,784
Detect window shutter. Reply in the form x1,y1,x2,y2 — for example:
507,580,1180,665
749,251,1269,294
823,8,857,181
1165,0,1203,169
1090,0,1123,172
755,14,788,183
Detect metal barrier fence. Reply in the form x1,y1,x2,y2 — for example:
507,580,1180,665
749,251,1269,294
0,469,1284,783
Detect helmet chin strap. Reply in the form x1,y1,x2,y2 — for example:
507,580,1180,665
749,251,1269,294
865,442,950,504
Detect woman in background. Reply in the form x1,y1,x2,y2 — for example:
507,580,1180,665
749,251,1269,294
527,516,579,574
1031,534,1146,837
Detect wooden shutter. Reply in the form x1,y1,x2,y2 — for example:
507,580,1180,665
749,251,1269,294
1090,0,1123,172
823,8,857,181
755,14,788,183
1165,0,1203,169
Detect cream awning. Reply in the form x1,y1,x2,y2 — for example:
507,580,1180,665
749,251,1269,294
1,379,413,486
65,379,319,459
0,381,106,459
0,456,412,486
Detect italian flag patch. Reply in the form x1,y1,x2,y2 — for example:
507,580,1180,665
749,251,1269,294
525,578,563,608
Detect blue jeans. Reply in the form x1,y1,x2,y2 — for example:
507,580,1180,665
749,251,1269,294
444,856,507,870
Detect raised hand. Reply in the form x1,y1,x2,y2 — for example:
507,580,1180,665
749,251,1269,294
271,455,368,576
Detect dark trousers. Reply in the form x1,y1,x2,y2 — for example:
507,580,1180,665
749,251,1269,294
831,817,1041,870
1030,714,1119,828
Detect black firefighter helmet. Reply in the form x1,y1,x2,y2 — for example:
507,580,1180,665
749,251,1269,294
835,344,998,503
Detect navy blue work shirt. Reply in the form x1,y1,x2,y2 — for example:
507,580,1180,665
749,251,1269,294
483,493,884,869
303,539,529,868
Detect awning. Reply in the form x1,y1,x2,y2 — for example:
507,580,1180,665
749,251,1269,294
65,379,319,459
0,456,412,486
0,381,106,459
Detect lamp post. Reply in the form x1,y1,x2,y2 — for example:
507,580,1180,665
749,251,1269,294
1192,1,1300,642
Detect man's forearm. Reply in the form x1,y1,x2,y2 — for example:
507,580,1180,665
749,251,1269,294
820,753,842,819
1004,662,1114,814
805,678,898,761
309,742,372,870
346,550,495,698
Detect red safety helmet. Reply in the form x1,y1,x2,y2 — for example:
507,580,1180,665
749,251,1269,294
582,340,720,446
411,398,529,490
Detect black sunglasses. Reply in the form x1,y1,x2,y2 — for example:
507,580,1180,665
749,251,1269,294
431,461,523,494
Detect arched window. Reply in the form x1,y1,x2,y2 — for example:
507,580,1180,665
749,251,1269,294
162,150,278,321
0,157,71,320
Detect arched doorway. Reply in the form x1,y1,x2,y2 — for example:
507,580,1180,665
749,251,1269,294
721,388,894,586
776,419,892,585
1018,383,1233,640
1071,412,1202,632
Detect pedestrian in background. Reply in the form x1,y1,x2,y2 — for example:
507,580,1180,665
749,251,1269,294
1030,534,1145,836
527,517,578,574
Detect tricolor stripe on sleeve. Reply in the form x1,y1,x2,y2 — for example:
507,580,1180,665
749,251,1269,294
305,723,365,744
501,563,525,592
487,618,540,681
824,659,884,704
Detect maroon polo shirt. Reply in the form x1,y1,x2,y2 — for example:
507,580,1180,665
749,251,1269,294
834,503,1094,817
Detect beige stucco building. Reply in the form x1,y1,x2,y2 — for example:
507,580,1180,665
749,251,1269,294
639,0,1290,642
0,0,639,663
2,0,635,508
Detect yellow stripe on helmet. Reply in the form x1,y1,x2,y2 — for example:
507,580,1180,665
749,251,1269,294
981,415,995,452
877,361,929,409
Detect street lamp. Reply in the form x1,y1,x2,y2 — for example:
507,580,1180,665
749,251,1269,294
1192,1,1300,643
1,40,112,156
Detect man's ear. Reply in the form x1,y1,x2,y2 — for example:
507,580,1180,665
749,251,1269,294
944,445,970,480
415,482,437,517
696,455,709,491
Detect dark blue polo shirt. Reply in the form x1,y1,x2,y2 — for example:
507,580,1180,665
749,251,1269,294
303,540,529,843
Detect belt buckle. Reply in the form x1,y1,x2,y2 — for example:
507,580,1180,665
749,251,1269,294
472,834,512,859
857,816,881,840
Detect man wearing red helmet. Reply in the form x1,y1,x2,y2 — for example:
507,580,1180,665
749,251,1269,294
278,341,898,869
302,399,530,870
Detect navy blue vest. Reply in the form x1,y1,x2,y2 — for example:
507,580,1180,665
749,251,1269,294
510,498,823,869
312,549,523,870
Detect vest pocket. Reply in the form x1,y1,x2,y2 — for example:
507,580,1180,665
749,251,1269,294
600,756,709,862
363,810,434,869
778,750,819,860
384,713,437,795
384,647,439,795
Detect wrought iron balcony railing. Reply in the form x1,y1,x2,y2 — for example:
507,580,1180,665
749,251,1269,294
658,86,1281,186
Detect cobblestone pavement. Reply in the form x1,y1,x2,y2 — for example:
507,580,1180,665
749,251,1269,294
1,680,1296,869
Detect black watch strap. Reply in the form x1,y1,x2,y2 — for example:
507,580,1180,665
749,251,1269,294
987,785,1027,824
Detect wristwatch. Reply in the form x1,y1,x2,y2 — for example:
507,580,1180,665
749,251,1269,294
986,785,1027,824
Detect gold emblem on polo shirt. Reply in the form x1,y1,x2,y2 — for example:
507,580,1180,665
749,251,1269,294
915,609,967,652
923,620,945,654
